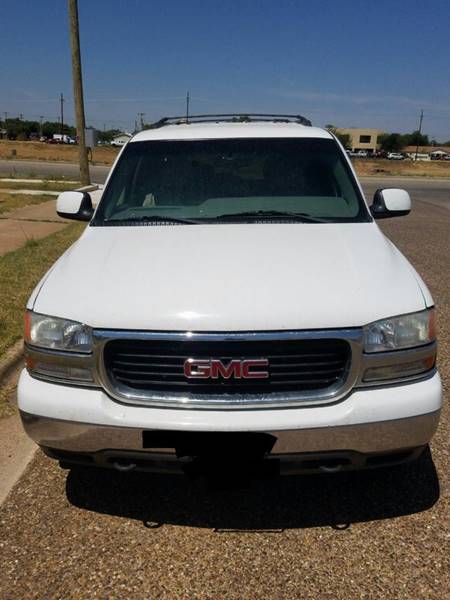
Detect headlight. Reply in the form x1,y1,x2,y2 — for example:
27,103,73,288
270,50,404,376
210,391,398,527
363,308,435,353
25,311,93,353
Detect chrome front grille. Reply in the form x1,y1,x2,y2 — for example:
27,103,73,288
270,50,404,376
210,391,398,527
104,338,350,395
94,329,362,409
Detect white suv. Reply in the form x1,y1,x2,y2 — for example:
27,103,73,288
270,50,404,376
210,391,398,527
19,114,442,476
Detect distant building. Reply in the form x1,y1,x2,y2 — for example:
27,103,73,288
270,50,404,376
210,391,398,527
404,145,450,158
336,128,384,154
111,133,132,147
429,149,449,159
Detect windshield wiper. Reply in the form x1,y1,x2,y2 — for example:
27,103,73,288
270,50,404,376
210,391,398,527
214,210,328,223
105,215,200,225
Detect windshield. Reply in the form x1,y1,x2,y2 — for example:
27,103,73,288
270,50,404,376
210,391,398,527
93,137,371,225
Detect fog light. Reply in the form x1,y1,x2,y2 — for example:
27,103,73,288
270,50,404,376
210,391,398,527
363,355,435,382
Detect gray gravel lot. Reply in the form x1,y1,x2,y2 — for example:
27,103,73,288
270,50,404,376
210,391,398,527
0,196,449,600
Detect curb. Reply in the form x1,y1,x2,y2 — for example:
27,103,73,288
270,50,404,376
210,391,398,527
0,339,24,383
0,339,35,508
77,184,99,193
0,413,37,507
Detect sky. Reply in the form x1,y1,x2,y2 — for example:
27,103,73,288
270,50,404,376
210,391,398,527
1,0,449,140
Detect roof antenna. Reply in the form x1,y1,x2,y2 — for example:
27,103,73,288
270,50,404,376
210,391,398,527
186,91,190,123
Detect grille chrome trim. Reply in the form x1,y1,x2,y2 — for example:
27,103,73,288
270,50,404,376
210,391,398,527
93,329,363,409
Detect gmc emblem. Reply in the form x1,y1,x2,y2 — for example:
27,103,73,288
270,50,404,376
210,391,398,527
184,358,269,380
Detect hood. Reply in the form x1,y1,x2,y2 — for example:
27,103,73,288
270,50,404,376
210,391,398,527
32,223,428,331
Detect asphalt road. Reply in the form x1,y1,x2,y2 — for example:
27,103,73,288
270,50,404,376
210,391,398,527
0,158,110,183
0,198,449,598
1,158,450,209
360,176,450,210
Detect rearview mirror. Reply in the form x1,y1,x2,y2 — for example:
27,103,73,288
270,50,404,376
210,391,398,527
371,188,411,219
56,191,94,222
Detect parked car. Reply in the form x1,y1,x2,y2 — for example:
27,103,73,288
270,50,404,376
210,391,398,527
346,150,365,157
19,114,442,478
51,134,76,144
387,152,405,160
409,153,431,161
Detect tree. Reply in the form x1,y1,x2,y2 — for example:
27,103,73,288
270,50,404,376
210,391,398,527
2,118,39,139
98,128,122,143
403,130,429,147
378,133,404,152
42,121,76,139
0,118,75,140
325,125,351,149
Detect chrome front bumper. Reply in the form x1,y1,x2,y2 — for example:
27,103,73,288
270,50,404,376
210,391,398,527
20,409,440,474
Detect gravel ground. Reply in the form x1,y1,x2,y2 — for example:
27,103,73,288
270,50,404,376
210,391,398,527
0,198,449,600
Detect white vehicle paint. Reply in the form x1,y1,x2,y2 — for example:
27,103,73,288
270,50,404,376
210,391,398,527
30,223,428,331
19,115,442,477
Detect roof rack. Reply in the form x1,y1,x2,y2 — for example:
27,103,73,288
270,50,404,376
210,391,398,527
148,113,312,129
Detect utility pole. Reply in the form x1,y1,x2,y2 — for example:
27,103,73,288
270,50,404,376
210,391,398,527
186,91,190,122
68,0,90,185
60,93,64,136
39,116,44,138
3,112,7,122
19,113,24,120
138,112,145,130
415,109,424,161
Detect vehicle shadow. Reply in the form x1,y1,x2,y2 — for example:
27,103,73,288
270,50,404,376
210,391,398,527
66,447,440,530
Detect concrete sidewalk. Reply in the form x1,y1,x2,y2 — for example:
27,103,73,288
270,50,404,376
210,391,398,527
0,199,68,256
0,412,36,506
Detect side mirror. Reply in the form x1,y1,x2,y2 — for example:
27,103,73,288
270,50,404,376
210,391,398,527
371,188,411,219
56,191,94,222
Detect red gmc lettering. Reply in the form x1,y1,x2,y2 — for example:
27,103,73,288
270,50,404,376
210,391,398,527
184,358,269,379
184,359,211,378
242,359,269,379
210,359,242,379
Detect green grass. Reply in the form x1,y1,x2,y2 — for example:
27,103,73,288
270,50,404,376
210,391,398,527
0,180,80,192
0,192,55,215
0,223,84,417
5,173,74,181
0,223,85,357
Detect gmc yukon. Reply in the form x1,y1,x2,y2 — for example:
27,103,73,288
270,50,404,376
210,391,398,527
19,114,442,476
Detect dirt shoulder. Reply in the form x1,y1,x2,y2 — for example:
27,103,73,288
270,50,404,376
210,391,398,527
0,139,119,165
353,158,450,178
